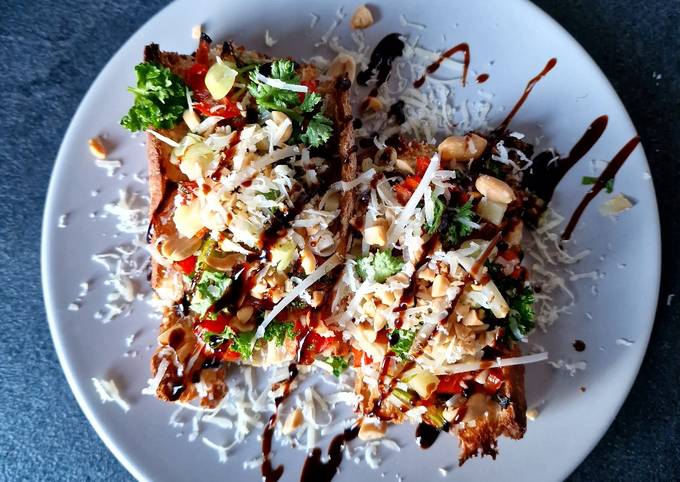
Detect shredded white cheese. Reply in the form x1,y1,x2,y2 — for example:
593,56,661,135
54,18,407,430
254,73,309,93
92,378,130,412
256,254,342,338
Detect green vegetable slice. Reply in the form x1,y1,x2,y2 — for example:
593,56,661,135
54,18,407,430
356,251,404,283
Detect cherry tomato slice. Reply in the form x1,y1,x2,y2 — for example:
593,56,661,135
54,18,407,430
174,255,197,275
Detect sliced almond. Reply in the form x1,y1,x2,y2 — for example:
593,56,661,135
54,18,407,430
431,274,449,298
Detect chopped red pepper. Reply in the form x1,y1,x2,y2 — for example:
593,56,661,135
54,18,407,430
483,367,504,394
415,156,431,177
183,63,209,101
215,344,241,362
298,79,318,102
193,97,241,119
199,314,230,335
173,255,197,275
351,346,372,367
437,373,472,394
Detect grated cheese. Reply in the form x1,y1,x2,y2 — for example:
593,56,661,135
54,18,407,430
256,254,342,338
254,73,309,93
92,378,130,412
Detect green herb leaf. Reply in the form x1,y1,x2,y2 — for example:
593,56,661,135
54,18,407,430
230,330,257,360
299,113,333,148
581,176,614,193
425,195,445,235
120,63,186,132
442,199,475,249
325,356,349,377
248,59,333,147
202,325,235,350
389,329,416,360
507,287,535,340
262,321,297,347
190,270,232,316
300,92,322,113
356,251,404,283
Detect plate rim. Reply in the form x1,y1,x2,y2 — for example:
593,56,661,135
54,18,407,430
41,0,662,480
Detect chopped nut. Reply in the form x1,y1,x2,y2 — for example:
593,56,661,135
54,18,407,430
282,408,304,435
476,197,507,225
236,306,254,322
160,235,202,262
462,309,484,326
364,219,388,247
475,175,516,204
311,290,324,307
418,266,436,281
437,133,487,164
327,53,357,81
375,286,396,305
358,419,386,440
157,325,185,346
394,158,415,175
270,111,293,143
183,109,201,132
351,4,374,29
191,24,203,40
431,274,449,297
301,247,317,275
88,137,107,159
360,96,383,113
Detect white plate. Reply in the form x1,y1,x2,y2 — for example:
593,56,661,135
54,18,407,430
42,0,661,480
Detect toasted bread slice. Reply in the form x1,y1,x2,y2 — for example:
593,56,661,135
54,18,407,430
347,135,528,464
142,36,357,406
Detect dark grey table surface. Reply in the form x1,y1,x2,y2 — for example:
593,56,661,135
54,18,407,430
1,0,679,480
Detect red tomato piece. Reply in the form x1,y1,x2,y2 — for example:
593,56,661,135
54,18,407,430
174,255,197,275
298,79,318,102
483,367,504,394
437,373,471,394
415,156,431,177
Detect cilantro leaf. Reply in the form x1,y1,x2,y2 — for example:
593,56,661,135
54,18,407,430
581,176,614,193
231,330,257,360
248,60,301,117
262,321,297,347
300,92,323,113
425,195,445,235
247,59,333,148
442,199,475,249
389,329,416,360
325,356,349,377
356,251,404,283
507,287,535,340
299,113,334,148
190,270,232,316
120,63,186,132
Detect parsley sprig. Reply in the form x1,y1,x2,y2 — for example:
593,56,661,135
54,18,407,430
355,251,404,283
440,199,476,249
325,356,349,377
202,321,297,360
389,329,416,360
121,63,186,132
248,59,333,147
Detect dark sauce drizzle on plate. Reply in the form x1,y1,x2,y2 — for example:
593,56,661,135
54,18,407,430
562,136,641,240
413,42,471,88
261,364,299,482
496,57,557,133
299,422,361,482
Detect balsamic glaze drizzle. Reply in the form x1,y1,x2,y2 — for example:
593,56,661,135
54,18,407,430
562,136,641,240
496,58,557,133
